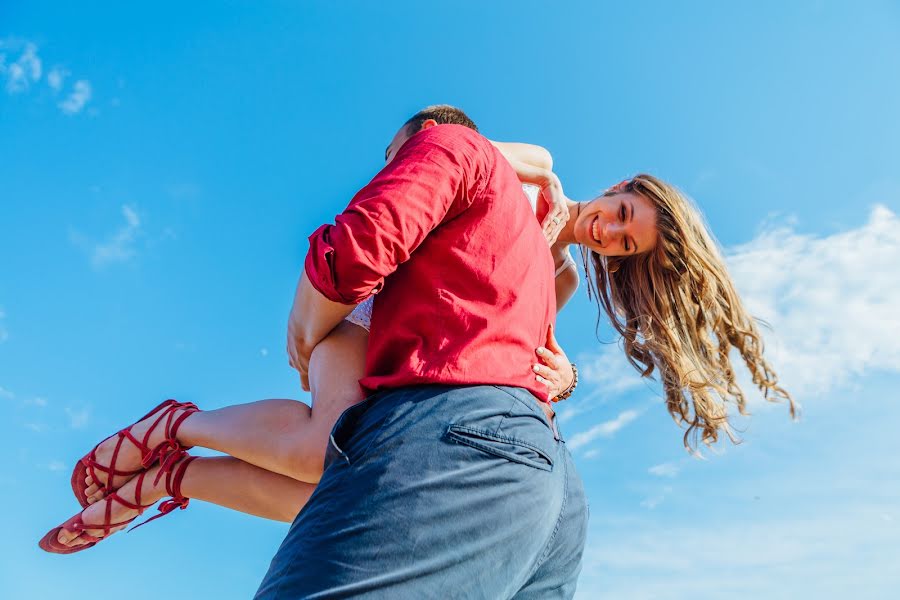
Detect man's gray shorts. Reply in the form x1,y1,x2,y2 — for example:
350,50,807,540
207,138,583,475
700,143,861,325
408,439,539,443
254,384,588,599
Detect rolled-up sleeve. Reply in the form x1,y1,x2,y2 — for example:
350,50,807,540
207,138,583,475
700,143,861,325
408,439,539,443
305,125,488,304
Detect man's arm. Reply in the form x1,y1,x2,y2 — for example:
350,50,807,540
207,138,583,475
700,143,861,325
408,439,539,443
287,268,355,390
288,125,488,386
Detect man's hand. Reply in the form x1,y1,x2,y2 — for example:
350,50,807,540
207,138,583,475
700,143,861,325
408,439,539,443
533,324,574,400
286,269,357,393
287,317,312,391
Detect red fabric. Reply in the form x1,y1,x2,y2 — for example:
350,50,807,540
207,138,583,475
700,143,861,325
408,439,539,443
305,125,556,401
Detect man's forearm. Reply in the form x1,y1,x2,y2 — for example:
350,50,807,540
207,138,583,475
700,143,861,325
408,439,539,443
287,268,357,367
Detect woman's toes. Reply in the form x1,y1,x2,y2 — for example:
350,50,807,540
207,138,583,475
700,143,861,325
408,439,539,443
57,527,79,545
86,487,105,504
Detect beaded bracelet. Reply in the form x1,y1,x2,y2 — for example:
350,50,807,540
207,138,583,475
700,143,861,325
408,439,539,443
552,362,578,402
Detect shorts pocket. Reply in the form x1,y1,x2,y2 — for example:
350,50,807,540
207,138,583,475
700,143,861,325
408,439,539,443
326,393,384,469
445,424,554,471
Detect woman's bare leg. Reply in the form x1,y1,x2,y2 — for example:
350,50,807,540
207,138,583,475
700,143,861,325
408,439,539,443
57,456,314,549
83,321,368,503
177,321,368,482
180,456,314,522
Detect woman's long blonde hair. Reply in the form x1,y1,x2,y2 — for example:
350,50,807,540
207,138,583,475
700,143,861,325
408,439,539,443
583,174,795,450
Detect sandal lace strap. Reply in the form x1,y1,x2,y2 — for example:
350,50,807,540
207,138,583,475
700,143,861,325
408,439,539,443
129,455,196,532
80,399,199,499
69,471,157,538
140,402,199,471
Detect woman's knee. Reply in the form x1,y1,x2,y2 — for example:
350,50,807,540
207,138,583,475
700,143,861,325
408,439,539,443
279,428,328,482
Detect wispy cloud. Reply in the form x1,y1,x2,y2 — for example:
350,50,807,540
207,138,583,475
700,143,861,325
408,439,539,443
46,66,68,92
25,396,48,407
58,79,92,115
578,502,900,599
639,486,672,510
1,41,41,93
569,409,641,450
648,462,680,478
46,460,66,472
568,205,900,452
0,386,15,400
728,204,900,399
71,204,143,268
579,343,647,397
65,406,90,429
1,38,93,114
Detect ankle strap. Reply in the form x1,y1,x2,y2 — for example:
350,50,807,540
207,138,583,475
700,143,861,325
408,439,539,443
129,455,196,532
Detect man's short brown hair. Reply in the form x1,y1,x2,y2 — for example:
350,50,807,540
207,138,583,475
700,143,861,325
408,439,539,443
405,105,478,134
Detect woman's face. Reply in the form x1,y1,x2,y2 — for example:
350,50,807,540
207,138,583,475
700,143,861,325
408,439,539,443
573,192,658,257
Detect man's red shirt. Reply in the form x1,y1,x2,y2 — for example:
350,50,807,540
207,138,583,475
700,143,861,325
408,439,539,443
304,124,556,401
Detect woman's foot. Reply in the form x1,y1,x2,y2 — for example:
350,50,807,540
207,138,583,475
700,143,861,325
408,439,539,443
79,400,197,504
45,455,196,554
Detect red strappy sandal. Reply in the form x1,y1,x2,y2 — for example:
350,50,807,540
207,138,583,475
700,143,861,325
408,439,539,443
40,455,197,555
71,399,198,508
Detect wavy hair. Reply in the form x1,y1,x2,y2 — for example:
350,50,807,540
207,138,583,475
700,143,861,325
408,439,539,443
582,174,795,450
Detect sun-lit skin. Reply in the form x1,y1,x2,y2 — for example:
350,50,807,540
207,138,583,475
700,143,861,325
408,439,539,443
384,120,429,164
556,191,658,257
47,121,661,551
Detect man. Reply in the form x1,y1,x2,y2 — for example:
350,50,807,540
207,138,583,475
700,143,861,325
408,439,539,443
256,106,587,598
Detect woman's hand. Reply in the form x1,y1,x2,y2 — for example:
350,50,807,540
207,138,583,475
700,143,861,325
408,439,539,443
538,172,569,245
533,324,575,400
488,140,569,245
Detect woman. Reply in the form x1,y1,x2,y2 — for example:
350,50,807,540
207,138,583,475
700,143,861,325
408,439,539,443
41,142,794,552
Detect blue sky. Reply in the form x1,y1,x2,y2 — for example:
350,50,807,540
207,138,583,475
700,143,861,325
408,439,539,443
2,2,899,598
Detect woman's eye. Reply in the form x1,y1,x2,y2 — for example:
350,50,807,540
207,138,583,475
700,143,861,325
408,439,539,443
619,205,626,221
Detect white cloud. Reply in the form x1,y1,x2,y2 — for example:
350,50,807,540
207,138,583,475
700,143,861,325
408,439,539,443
26,396,48,407
71,204,143,268
46,66,68,92
1,39,93,114
639,486,672,510
579,343,646,397
568,204,900,450
727,205,900,400
46,460,66,472
568,206,900,599
260,347,270,357
0,306,7,343
65,406,90,429
0,386,15,400
58,79,92,115
648,462,680,478
568,409,641,450
577,503,900,600
25,422,48,433
3,41,41,93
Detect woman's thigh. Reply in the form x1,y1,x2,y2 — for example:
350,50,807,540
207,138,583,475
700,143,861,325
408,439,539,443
307,320,369,442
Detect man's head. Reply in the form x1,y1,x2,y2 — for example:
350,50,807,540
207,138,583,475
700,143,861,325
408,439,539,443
384,105,478,164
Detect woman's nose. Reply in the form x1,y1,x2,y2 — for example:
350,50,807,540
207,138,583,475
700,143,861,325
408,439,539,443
603,222,624,241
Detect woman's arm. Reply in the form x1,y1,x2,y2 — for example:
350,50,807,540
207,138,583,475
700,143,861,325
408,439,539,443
491,141,579,311
490,140,569,244
555,264,578,312
490,141,553,170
